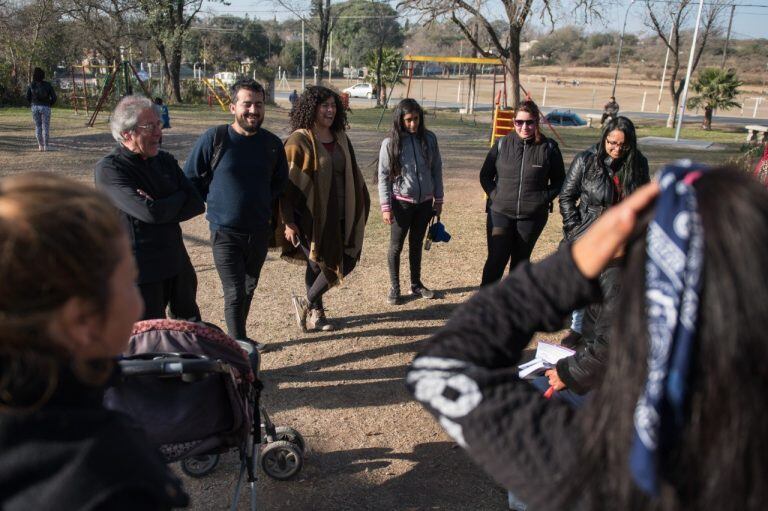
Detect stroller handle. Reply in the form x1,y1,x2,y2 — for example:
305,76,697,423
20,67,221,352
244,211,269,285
118,355,229,378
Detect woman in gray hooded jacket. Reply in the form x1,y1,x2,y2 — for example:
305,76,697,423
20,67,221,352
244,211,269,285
378,99,444,305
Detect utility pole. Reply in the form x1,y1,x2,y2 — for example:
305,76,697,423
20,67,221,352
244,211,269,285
301,19,306,90
675,0,705,141
328,30,333,82
656,24,674,113
611,0,637,98
720,4,736,69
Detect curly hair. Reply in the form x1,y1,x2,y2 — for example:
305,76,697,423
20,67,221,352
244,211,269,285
289,85,348,133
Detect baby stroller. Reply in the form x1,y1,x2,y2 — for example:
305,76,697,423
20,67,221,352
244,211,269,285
104,319,305,510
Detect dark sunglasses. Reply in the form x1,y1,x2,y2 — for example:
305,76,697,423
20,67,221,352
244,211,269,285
514,119,536,127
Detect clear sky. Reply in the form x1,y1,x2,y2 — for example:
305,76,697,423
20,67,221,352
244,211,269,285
207,0,767,40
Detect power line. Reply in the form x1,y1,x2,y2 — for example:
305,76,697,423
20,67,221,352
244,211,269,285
635,0,768,8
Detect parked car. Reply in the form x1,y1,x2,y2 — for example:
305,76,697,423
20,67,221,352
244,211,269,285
343,82,376,99
544,110,586,127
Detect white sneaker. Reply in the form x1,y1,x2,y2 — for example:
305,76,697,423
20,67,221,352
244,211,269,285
306,308,334,332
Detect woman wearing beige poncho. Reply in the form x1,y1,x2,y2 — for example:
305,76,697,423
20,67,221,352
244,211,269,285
280,86,370,332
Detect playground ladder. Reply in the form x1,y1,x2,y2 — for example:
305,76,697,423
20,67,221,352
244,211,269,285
88,70,117,127
202,78,230,111
87,62,151,127
490,91,514,146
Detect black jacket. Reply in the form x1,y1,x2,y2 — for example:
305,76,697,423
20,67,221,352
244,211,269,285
480,132,565,219
556,263,621,394
0,365,189,510
26,81,56,107
95,145,205,284
407,247,603,509
559,145,650,241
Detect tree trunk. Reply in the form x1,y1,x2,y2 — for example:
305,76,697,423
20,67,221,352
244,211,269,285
667,77,684,129
316,35,326,83
665,54,682,128
703,106,712,130
157,43,173,99
374,44,383,107
170,47,182,102
506,26,522,107
314,0,331,84
667,94,678,128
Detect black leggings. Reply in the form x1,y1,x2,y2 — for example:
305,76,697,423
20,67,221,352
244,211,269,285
480,210,547,286
301,221,357,310
388,199,433,292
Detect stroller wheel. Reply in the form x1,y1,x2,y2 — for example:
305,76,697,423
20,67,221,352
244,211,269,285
181,454,220,478
273,426,306,453
260,440,303,480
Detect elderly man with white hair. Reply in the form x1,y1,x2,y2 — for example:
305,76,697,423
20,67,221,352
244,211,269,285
95,94,205,321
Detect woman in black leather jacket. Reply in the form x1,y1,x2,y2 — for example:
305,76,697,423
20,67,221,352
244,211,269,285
559,116,649,241
479,99,565,286
558,116,649,349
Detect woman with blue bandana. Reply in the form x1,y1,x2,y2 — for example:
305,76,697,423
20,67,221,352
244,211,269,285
408,164,768,511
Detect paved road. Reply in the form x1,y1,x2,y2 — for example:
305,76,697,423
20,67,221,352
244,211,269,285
274,91,768,125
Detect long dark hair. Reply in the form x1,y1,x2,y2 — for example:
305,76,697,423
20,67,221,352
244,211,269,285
387,98,431,179
289,85,348,133
548,167,768,511
32,67,44,83
597,116,645,195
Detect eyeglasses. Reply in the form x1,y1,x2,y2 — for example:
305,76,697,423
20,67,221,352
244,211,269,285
606,139,627,149
134,122,162,132
514,119,536,127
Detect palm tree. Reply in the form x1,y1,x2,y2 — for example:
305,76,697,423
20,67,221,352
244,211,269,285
687,68,743,131
364,47,402,108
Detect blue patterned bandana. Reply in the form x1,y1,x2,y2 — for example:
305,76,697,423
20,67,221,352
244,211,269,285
629,161,706,495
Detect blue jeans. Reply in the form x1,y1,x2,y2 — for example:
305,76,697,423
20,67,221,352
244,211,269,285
507,491,528,511
570,308,584,333
31,104,51,148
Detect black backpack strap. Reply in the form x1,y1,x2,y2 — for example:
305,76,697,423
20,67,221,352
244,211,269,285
210,124,229,172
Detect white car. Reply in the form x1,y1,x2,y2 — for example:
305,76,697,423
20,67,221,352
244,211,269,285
343,83,376,99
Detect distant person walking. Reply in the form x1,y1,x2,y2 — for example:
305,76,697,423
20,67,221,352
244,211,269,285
289,89,299,110
26,67,56,152
184,79,289,349
479,99,565,286
601,96,619,125
378,99,444,305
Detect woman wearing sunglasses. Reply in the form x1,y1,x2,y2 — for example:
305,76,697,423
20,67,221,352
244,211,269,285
479,99,565,285
558,116,650,348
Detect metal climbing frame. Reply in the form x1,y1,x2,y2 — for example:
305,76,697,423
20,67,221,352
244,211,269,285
87,61,152,127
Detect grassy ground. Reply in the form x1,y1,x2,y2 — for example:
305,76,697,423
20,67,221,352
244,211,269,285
0,105,747,510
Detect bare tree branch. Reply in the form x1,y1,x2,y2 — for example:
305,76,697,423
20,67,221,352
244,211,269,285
643,0,725,127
